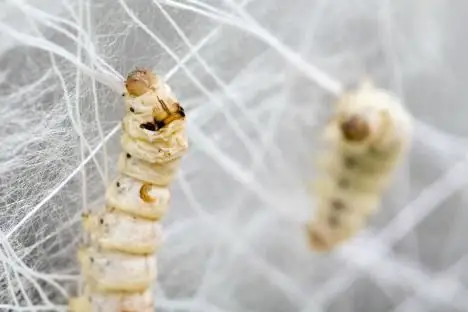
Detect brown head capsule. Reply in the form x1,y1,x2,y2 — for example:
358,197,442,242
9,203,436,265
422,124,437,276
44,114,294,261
140,183,157,203
340,115,370,142
125,68,158,96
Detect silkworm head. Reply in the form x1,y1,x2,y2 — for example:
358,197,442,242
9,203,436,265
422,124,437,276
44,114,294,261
340,114,370,142
125,68,158,96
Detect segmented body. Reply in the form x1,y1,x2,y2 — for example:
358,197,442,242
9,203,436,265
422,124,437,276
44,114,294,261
306,81,413,252
70,68,188,311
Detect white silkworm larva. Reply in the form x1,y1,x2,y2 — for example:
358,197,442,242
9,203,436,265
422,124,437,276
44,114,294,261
69,68,188,311
306,80,413,252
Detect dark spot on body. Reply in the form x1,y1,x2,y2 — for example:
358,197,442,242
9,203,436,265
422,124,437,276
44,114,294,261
154,119,166,129
338,178,350,188
368,145,390,159
99,218,104,225
140,122,156,131
116,182,120,188
90,257,94,263
331,199,346,210
328,214,339,227
344,156,357,168
126,153,131,159
121,93,125,97
129,107,135,113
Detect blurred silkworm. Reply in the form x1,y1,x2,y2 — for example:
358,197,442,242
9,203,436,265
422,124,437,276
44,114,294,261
306,80,413,252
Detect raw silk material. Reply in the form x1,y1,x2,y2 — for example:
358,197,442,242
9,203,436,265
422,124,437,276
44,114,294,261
1,1,468,312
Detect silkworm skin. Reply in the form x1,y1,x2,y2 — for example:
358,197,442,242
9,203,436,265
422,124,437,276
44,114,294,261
70,286,154,312
70,68,188,311
105,175,171,220
118,153,180,186
307,80,413,252
315,152,397,193
121,131,187,164
78,247,157,292
82,210,163,255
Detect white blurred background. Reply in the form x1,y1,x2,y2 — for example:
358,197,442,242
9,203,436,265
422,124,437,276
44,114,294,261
1,0,468,311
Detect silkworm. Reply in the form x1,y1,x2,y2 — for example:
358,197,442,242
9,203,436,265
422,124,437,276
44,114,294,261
306,80,413,252
70,68,188,311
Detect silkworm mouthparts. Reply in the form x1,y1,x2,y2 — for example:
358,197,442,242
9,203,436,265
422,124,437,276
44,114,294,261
153,99,186,127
